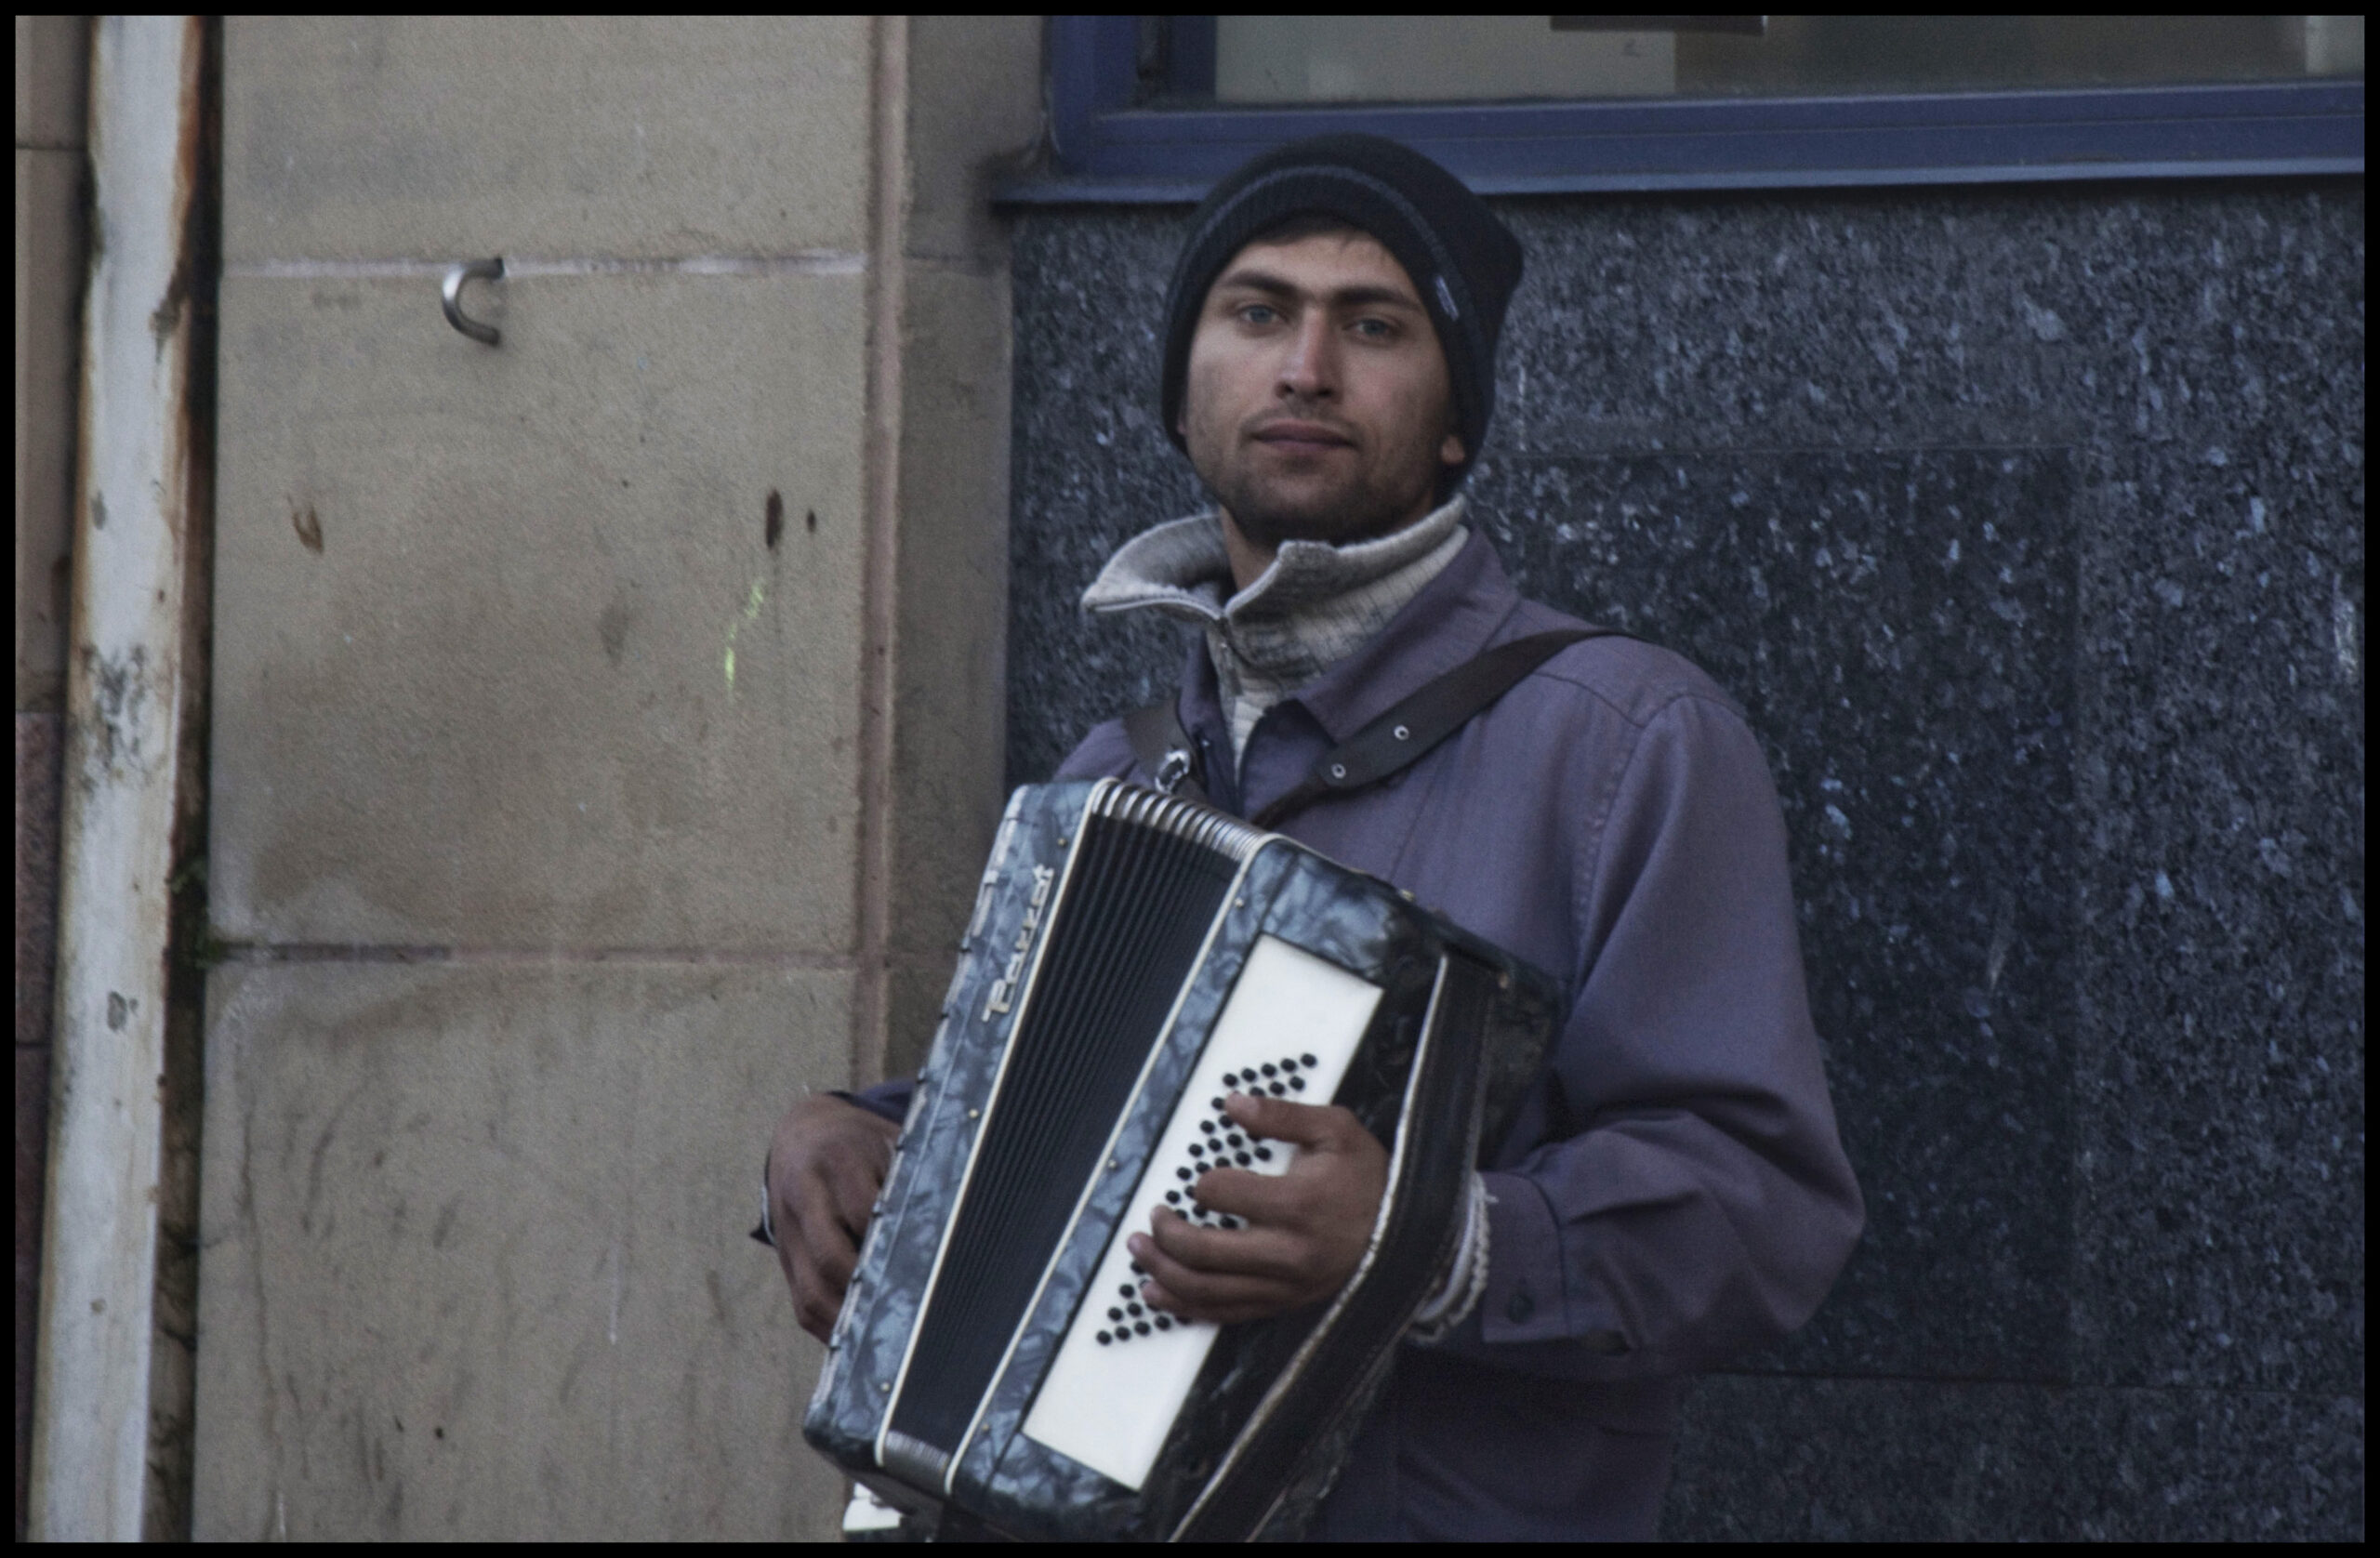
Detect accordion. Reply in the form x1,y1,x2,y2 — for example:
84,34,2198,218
804,781,1561,1541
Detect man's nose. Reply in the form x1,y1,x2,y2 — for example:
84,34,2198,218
1276,312,1337,398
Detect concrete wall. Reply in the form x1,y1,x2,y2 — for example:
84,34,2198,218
192,18,1038,1538
1004,183,2363,1539
14,14,88,1543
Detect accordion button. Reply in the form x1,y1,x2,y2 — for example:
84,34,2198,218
1189,1143,1205,1157
1235,1152,1251,1166
1200,1120,1217,1134
1120,1284,1136,1299
1128,1302,1144,1318
1280,1056,1300,1071
1211,1098,1226,1112
1269,1082,1286,1095
1177,1168,1193,1182
1166,1191,1181,1205
1289,1076,1305,1091
1109,1307,1124,1322
1301,1053,1318,1067
1134,1322,1151,1336
1261,1063,1278,1077
1097,1330,1113,1345
1255,1147,1273,1161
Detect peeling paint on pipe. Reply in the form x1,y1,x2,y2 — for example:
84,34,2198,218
30,15,208,1542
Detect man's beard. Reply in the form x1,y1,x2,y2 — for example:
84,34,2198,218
1200,442,1441,552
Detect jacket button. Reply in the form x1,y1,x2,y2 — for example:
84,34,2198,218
1505,1289,1534,1324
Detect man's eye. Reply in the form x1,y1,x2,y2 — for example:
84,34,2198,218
1353,318,1394,339
1238,304,1278,325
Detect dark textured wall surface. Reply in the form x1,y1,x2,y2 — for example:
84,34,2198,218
1004,180,2364,1540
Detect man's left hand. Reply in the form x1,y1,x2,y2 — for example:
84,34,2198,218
1128,1092,1387,1324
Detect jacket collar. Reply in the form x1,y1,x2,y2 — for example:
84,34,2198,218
1173,523,1524,799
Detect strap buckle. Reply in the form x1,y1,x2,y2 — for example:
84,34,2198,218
1153,747,1194,797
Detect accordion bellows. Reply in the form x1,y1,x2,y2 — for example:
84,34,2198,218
805,781,1560,1541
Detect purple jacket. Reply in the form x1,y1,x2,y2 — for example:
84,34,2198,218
860,528,1862,1540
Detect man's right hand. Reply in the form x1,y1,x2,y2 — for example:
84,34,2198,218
768,1094,901,1341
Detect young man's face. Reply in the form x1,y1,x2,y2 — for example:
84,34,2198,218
1179,230,1464,553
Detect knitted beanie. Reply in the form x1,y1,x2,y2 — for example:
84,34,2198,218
1158,134,1525,491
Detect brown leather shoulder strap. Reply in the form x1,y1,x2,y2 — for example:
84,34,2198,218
1250,627,1629,831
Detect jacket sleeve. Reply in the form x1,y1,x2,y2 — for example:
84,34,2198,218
1425,692,1864,1380
840,1081,913,1124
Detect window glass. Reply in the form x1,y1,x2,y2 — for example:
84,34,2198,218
1195,16,2364,107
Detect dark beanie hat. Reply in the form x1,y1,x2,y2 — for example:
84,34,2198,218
1158,134,1524,490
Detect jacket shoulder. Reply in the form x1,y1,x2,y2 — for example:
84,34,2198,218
1052,716,1140,783
1503,599,1749,730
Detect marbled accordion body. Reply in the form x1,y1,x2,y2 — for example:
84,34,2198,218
803,781,1559,1541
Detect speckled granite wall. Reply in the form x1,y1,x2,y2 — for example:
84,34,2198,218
1005,182,2363,1540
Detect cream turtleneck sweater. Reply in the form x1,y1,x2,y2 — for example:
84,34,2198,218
1080,495,1471,761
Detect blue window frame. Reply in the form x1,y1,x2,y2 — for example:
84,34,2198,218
996,16,2364,205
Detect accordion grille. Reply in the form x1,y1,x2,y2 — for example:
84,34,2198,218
889,807,1241,1460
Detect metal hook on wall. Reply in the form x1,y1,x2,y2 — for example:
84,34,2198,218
442,257,504,346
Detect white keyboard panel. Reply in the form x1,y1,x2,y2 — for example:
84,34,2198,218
1019,933,1382,1491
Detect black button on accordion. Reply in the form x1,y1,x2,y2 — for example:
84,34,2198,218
804,780,1561,1541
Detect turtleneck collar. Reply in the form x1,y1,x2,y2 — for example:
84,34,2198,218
1082,495,1472,760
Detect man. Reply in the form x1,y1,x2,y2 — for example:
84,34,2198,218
763,134,1864,1540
